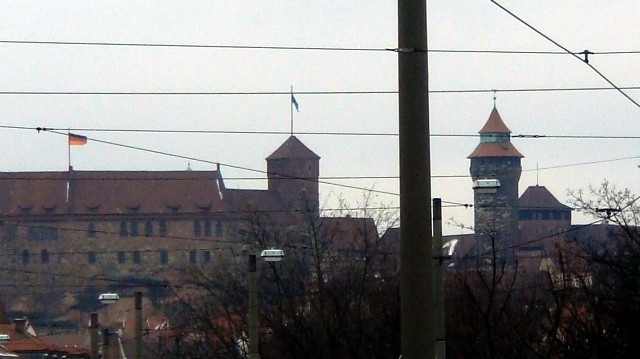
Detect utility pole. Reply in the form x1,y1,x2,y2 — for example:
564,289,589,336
433,198,446,359
102,328,111,359
134,291,143,359
89,313,99,359
398,0,433,358
248,254,259,359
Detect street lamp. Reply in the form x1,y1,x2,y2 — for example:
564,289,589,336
248,248,284,359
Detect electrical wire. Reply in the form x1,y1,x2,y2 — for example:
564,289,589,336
4,124,640,140
2,39,639,56
490,0,640,109
1,86,639,95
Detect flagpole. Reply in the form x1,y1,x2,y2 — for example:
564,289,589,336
67,129,71,171
67,129,71,204
290,86,294,136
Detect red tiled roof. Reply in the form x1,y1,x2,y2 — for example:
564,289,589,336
519,185,572,210
0,171,228,216
267,136,320,160
468,142,524,158
226,189,292,222
319,217,379,249
479,107,512,133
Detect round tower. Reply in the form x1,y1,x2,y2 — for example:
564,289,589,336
468,107,523,256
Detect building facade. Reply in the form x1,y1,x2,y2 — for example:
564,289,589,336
0,136,322,311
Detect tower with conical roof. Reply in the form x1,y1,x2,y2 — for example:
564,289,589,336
267,136,320,216
468,107,523,256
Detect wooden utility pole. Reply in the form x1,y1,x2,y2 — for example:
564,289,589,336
398,0,434,358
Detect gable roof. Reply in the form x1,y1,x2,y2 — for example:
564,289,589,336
479,107,512,133
267,136,320,160
0,170,228,216
519,185,572,210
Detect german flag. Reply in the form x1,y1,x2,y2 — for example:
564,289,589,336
68,133,88,146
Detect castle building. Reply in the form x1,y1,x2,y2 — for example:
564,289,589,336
468,107,524,257
0,136,323,310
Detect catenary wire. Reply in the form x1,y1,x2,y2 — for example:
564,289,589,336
1,86,640,95
490,0,640,109
5,124,640,140
1,39,639,56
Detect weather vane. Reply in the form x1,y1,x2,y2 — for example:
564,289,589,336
492,89,497,107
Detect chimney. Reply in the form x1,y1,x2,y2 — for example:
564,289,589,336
14,318,27,334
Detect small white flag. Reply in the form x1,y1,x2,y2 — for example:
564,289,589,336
291,94,299,112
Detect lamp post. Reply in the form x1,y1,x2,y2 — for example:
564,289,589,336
97,293,120,359
248,249,284,359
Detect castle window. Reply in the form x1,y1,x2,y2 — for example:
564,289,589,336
41,249,49,264
130,221,139,237
215,221,222,237
189,250,197,264
194,221,202,237
160,250,169,264
3,225,17,240
22,250,30,264
47,227,58,241
88,252,97,264
28,227,37,240
159,221,168,237
145,220,153,237
133,251,141,264
119,221,128,237
88,223,97,237
39,225,47,240
202,250,211,263
204,221,212,237
118,252,126,264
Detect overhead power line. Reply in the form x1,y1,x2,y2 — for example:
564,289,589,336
1,86,640,96
1,39,639,56
490,0,640,109
4,124,640,140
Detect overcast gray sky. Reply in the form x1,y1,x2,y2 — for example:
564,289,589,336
0,1,638,234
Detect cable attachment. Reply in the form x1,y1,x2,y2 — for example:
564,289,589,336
580,49,594,63
385,48,427,53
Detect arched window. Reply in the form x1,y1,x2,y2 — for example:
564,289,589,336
22,250,30,264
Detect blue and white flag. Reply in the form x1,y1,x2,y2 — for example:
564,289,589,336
291,94,299,112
